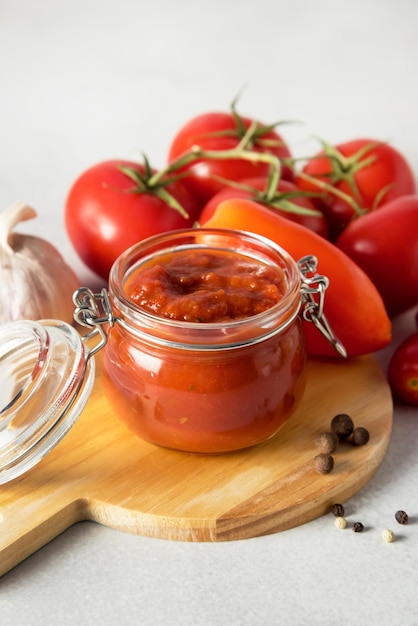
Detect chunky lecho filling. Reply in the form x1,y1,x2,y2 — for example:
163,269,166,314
124,248,287,323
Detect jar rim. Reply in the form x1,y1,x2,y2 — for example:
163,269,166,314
108,228,302,349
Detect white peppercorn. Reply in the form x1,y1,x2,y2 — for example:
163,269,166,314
382,529,395,543
334,516,347,529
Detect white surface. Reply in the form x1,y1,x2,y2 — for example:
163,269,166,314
1,1,418,624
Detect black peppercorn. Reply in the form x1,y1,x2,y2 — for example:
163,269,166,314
331,503,345,517
314,453,334,474
353,522,364,533
352,427,370,446
315,431,338,454
395,510,409,525
331,413,354,440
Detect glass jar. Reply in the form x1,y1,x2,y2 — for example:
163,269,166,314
0,228,345,482
101,229,306,454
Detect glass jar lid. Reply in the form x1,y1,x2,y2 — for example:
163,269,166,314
0,319,94,484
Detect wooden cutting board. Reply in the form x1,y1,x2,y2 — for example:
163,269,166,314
0,355,392,577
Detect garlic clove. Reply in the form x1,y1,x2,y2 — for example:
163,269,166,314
0,202,80,325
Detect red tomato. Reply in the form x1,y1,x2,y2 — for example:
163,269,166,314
388,332,418,406
167,109,293,205
199,177,329,238
65,160,201,279
335,195,418,317
202,198,392,358
297,138,416,239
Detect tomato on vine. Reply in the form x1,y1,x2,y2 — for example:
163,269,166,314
167,99,294,205
65,159,201,279
296,138,416,239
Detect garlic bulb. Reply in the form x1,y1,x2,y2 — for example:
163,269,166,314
0,202,80,325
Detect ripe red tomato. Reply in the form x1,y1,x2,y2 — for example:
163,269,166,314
335,195,418,317
65,160,201,279
199,177,329,238
388,332,418,406
167,109,293,205
297,138,416,239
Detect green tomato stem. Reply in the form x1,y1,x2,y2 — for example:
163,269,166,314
297,171,365,216
149,144,282,188
143,134,364,221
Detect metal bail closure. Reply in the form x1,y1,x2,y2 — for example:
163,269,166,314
73,287,113,355
297,255,347,358
0,319,95,485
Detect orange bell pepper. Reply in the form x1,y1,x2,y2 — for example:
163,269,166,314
202,198,391,358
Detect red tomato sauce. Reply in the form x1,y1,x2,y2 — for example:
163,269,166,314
124,249,287,323
102,243,306,453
